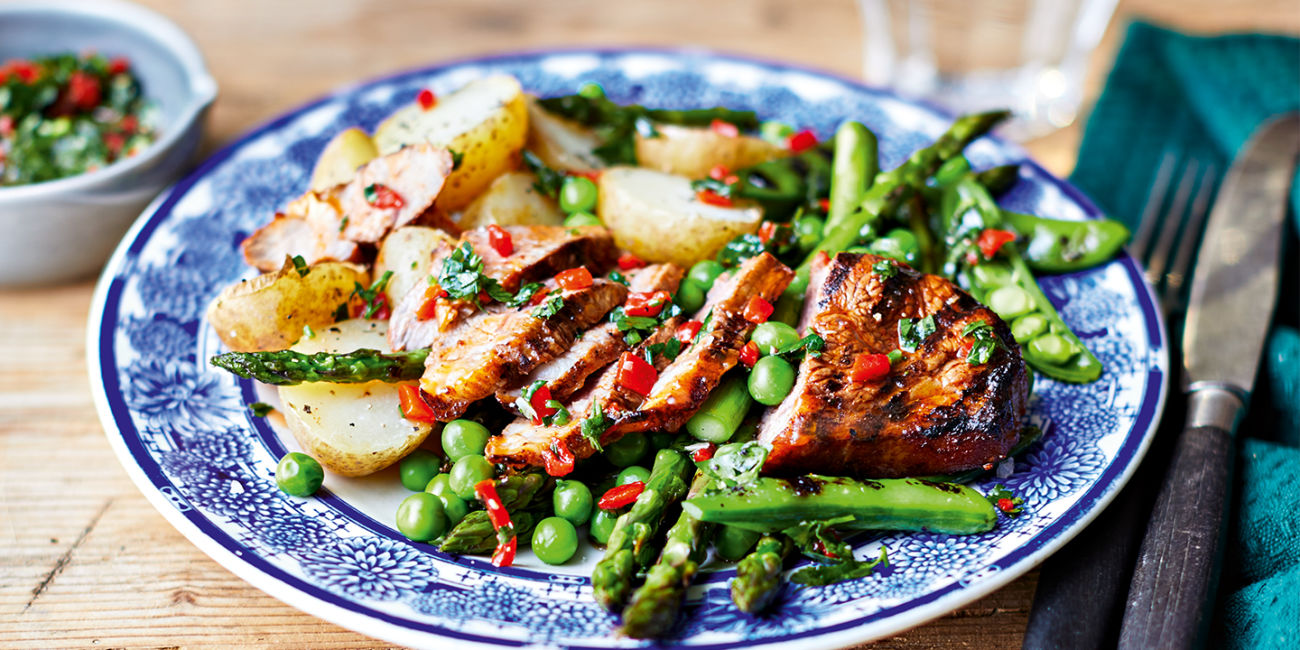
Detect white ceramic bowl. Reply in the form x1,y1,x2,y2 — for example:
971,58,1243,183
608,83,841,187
0,0,216,286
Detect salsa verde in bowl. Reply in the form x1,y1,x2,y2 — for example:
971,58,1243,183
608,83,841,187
0,0,215,286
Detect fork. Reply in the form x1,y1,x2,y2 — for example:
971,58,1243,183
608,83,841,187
1022,150,1218,649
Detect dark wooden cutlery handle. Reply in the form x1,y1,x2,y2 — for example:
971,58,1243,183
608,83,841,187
1119,423,1233,650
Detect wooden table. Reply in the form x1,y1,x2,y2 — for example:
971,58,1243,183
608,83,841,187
2,1,1295,647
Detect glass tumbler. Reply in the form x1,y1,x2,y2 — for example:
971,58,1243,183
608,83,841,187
858,0,1119,139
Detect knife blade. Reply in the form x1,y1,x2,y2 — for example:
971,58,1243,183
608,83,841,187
1119,112,1299,650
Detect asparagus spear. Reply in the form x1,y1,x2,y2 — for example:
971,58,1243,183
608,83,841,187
731,534,792,613
209,348,428,385
437,473,551,554
618,472,715,639
974,164,1021,196
774,110,1010,323
592,449,693,611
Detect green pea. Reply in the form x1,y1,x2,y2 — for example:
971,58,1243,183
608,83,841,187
424,473,455,498
449,454,495,500
713,525,762,562
588,508,620,545
578,82,604,99
748,355,796,406
531,516,579,565
399,449,442,491
441,419,490,462
1028,333,1078,365
688,260,726,290
750,321,799,355
563,211,603,227
1011,314,1049,342
615,465,650,486
794,215,825,251
605,433,648,468
868,228,919,264
395,492,447,542
971,262,1012,289
987,285,1034,320
559,176,598,214
275,452,324,497
436,493,469,526
553,480,594,526
675,279,706,314
934,155,972,187
648,431,675,450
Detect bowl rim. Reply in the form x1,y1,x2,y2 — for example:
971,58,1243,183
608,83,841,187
0,0,218,200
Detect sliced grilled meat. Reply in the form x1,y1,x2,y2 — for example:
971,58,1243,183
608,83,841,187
419,277,628,421
611,252,793,434
387,225,618,351
242,145,455,272
757,253,1029,479
485,253,793,474
495,263,685,406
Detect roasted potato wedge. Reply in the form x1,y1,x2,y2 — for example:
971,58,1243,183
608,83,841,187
207,260,368,352
598,166,762,267
373,75,528,212
278,319,435,477
525,96,604,172
634,124,785,179
374,225,456,308
309,127,379,191
454,171,566,230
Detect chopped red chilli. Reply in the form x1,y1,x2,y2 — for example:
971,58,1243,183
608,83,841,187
474,479,517,567
692,443,717,462
710,119,739,137
556,267,593,291
397,385,436,423
617,252,646,270
696,189,733,207
616,351,658,396
708,164,731,181
528,384,558,425
977,229,1016,260
757,221,777,244
851,353,892,382
740,341,760,368
787,129,818,153
363,183,405,210
598,481,645,510
675,320,703,344
624,290,671,318
486,224,513,257
743,296,774,324
417,88,437,110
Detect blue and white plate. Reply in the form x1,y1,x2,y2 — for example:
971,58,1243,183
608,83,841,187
89,49,1167,649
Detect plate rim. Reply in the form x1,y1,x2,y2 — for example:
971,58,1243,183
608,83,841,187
87,46,1170,649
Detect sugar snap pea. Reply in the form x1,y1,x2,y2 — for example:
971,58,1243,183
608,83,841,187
1002,210,1130,273
681,475,996,535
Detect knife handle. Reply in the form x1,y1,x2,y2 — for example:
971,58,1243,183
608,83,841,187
1118,387,1241,650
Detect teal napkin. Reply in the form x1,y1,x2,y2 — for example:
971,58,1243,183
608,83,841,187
1067,20,1299,649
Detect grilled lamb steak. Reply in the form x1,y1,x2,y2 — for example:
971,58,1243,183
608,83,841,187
495,263,684,406
388,225,617,351
485,252,793,474
757,252,1029,479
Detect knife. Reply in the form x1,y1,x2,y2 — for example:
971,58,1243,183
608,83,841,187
1118,113,1300,650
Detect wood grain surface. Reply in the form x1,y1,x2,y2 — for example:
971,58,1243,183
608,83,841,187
1,1,1296,648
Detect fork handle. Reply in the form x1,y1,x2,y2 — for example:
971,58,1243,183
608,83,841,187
1119,387,1241,650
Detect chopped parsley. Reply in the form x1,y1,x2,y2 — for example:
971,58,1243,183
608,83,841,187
607,270,630,286
580,404,611,452
776,333,825,358
531,293,565,319
643,338,682,364
449,149,464,171
545,400,571,427
248,402,274,417
897,315,937,353
351,270,393,319
290,255,310,277
437,242,512,309
962,319,1003,366
301,325,316,340
872,259,898,278
886,349,903,365
609,302,681,346
784,516,890,586
507,282,545,308
522,150,565,199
